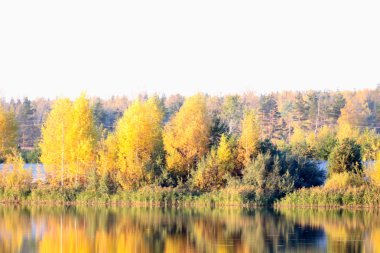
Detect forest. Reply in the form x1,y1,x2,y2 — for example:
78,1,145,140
0,86,379,206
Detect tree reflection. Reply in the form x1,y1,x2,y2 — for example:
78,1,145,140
0,206,378,252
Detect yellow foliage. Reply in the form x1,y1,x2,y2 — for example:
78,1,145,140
216,134,235,173
290,126,307,147
339,94,371,126
40,98,72,187
324,172,363,190
0,105,18,158
357,128,380,162
40,94,97,188
237,110,260,168
115,97,164,189
336,122,359,141
0,151,31,192
370,152,380,187
163,94,211,177
67,93,97,184
193,149,227,191
97,132,118,177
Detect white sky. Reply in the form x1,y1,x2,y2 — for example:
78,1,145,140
0,0,380,99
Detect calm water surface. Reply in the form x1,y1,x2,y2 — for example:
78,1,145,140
0,206,379,253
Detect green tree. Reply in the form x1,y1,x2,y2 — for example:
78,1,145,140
328,138,362,174
259,94,283,140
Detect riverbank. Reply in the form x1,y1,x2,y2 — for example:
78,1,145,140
0,185,262,207
3,183,380,208
276,185,380,208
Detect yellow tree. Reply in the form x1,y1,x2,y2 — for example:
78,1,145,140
0,105,18,159
40,98,72,188
336,121,360,141
336,93,367,141
237,110,260,168
115,97,164,189
40,95,97,188
193,134,236,191
216,134,235,173
97,132,118,177
370,151,380,187
339,92,371,126
163,94,211,178
67,93,97,185
97,132,119,193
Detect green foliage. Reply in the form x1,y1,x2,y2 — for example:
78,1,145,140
328,138,362,174
21,147,41,163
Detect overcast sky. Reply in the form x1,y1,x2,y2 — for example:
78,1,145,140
0,0,379,99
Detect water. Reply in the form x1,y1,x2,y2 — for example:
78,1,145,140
0,206,379,253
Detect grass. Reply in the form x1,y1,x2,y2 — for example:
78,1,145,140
276,185,380,207
0,185,259,207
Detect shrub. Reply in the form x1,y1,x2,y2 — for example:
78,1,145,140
328,138,362,174
0,151,32,196
324,172,364,191
193,149,227,191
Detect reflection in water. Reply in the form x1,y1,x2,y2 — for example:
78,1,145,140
0,206,379,253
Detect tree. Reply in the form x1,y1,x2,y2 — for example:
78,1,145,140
163,94,211,178
17,97,39,149
292,92,308,129
339,93,371,127
67,93,97,186
357,128,380,162
221,95,243,135
290,127,311,158
328,138,362,174
40,98,72,188
193,149,227,191
237,110,261,169
328,92,345,124
164,94,184,122
97,132,119,193
312,125,337,160
336,121,360,141
258,94,283,140
370,151,380,187
0,105,18,160
115,97,164,189
242,152,295,204
216,134,236,173
40,94,97,189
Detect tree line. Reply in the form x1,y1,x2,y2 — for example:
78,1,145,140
0,87,379,204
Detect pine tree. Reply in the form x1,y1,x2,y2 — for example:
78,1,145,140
258,94,283,140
